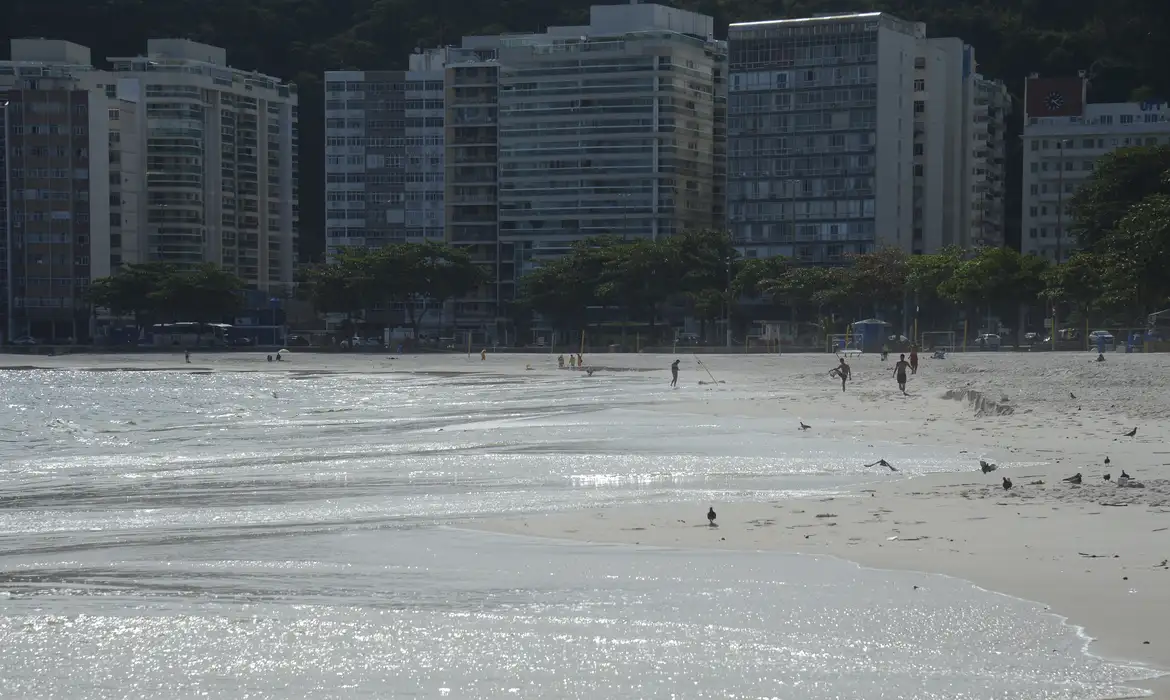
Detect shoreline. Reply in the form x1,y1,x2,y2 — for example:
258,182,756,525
9,350,1170,696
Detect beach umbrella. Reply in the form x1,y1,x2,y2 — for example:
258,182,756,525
277,348,290,355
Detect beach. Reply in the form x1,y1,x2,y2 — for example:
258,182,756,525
3,346,1169,697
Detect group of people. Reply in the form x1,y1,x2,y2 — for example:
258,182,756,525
557,353,586,369
831,346,919,395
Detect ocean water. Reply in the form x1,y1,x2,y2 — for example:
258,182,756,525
0,366,1152,698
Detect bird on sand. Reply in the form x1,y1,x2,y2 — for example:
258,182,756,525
799,421,811,431
1124,427,1137,437
1104,473,1111,481
1104,456,1111,465
980,460,998,473
1070,392,1076,399
1063,472,1083,485
1002,477,1013,490
864,459,897,472
707,507,717,526
1121,470,1131,479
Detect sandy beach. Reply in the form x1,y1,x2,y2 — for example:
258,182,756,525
6,347,1170,696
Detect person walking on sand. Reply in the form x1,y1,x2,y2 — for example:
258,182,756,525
670,359,680,387
831,357,851,392
893,354,911,395
909,346,919,375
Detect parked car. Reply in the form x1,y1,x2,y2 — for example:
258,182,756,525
10,335,40,345
974,333,1001,349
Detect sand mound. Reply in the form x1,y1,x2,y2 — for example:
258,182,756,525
942,388,1016,416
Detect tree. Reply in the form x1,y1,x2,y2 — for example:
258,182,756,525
150,264,246,322
516,244,603,336
86,262,176,325
296,259,365,320
1042,251,1106,323
1099,194,1170,314
1069,145,1170,249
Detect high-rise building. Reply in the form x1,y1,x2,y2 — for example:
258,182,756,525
324,50,447,260
0,39,139,342
439,3,726,336
1020,75,1170,261
726,13,1006,263
442,46,501,329
108,40,299,292
970,75,1010,248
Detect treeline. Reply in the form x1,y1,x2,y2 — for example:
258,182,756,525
296,240,487,334
88,263,248,325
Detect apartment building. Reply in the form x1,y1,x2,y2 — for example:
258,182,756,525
109,39,299,292
0,39,132,342
970,75,1010,248
324,49,446,259
726,13,1007,263
1021,74,1170,261
442,46,501,326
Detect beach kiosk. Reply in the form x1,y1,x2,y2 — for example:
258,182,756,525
851,318,891,354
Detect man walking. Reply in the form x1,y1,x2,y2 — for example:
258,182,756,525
670,359,680,387
893,354,912,395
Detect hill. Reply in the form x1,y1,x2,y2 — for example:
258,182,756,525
5,0,1168,260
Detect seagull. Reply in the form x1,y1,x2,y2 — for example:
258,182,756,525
1063,472,1082,485
980,460,997,473
1124,427,1137,437
799,421,810,431
1104,473,1111,481
707,507,717,526
864,459,897,472
1104,456,1111,465
1070,392,1076,399
1002,477,1013,490
1121,470,1131,479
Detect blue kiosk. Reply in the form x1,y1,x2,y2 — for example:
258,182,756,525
851,318,892,354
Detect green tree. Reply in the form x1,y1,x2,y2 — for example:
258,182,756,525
516,243,603,337
1069,145,1170,249
847,247,911,319
1099,194,1170,314
1041,251,1106,323
151,264,246,322
87,262,176,325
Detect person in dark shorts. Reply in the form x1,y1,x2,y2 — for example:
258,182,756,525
893,354,911,395
830,357,851,392
670,359,680,387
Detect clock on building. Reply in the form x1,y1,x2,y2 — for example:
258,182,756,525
1045,91,1065,111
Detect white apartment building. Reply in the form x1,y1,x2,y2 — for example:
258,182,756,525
457,2,725,279
727,13,1006,263
109,40,299,292
1021,75,1170,261
0,39,140,341
324,49,446,260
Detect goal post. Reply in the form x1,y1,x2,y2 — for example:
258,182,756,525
920,331,956,352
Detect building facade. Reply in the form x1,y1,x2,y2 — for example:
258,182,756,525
970,75,1010,248
0,39,130,342
1021,75,1170,261
726,13,1007,263
324,50,446,260
109,39,298,293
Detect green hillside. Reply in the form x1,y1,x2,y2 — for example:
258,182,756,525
5,0,1167,260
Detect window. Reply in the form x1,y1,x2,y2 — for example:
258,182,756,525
108,108,119,121
913,79,925,91
1031,140,1039,151
913,143,924,156
1120,114,1134,124
913,100,925,114
914,57,926,69
1029,206,1038,217
913,164,924,177
1030,184,1039,195
1029,227,1038,238
1082,138,1094,148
